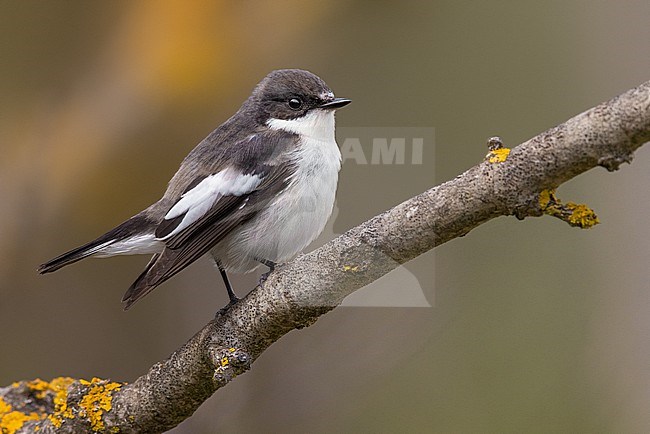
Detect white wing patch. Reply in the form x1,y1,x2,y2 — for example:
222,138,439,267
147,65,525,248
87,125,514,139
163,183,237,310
158,168,262,240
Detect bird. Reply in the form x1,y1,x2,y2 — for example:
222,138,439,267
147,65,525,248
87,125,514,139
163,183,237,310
38,69,351,310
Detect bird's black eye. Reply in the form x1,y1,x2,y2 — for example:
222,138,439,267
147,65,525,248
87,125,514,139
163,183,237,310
288,98,302,110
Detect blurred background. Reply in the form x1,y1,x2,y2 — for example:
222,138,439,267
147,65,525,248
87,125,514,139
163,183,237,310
1,1,649,432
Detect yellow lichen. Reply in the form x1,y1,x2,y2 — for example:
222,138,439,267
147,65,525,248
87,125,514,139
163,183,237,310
539,189,599,229
1,411,42,434
78,378,123,432
48,377,77,428
3,378,82,432
342,265,359,272
0,397,11,415
538,189,552,208
0,377,74,434
565,203,600,228
3,377,124,432
486,147,511,163
1,396,44,434
26,379,51,400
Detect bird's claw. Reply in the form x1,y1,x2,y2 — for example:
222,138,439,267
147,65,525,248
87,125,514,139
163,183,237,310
215,295,239,317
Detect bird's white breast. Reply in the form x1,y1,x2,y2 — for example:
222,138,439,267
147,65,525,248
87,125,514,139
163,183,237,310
216,109,341,272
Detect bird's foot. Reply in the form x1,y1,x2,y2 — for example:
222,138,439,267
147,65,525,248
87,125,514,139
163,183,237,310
258,270,272,287
257,259,276,288
216,295,240,317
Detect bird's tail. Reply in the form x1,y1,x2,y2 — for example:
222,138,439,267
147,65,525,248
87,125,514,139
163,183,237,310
121,253,162,310
121,235,214,310
121,248,185,310
38,237,116,274
38,214,156,274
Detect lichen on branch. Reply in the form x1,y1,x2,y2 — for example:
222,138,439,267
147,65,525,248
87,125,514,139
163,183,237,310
538,189,600,228
0,377,124,433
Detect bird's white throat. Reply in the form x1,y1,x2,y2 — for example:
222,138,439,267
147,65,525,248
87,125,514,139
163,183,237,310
266,109,337,143
267,108,341,175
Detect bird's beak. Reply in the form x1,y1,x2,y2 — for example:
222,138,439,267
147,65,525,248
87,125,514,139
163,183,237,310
320,98,352,110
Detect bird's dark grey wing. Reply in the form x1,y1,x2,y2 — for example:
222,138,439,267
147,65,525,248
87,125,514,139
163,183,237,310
122,132,297,309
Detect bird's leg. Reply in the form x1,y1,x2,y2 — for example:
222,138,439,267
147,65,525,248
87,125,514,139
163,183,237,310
256,258,276,286
217,263,239,304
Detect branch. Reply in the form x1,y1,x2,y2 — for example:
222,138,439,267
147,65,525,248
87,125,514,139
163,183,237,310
3,80,650,433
